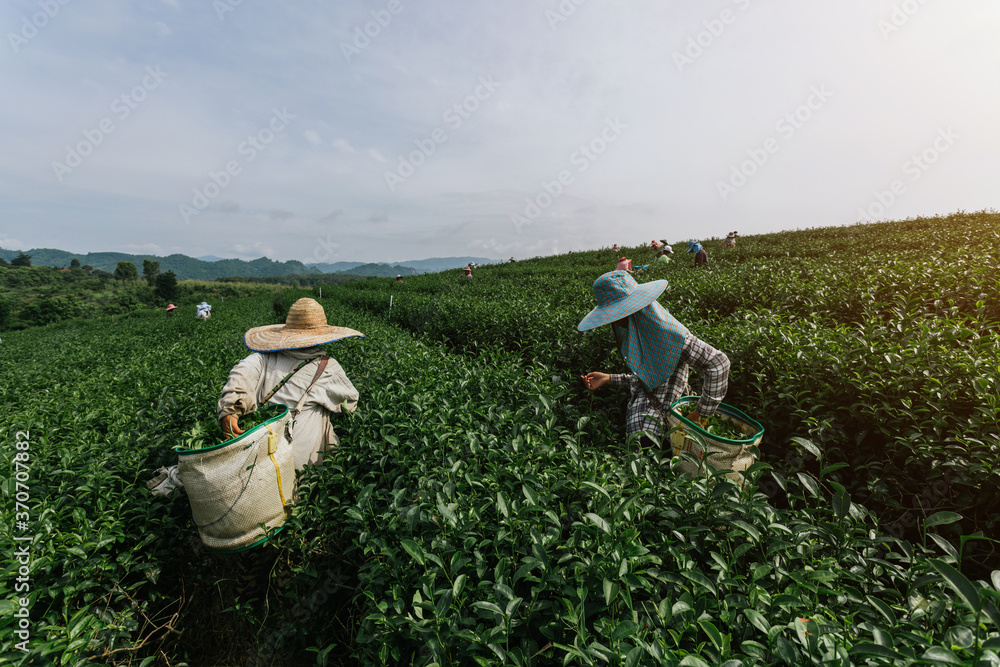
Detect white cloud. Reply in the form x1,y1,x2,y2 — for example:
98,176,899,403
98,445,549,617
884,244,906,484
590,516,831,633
332,138,356,153
1,0,997,263
233,242,275,259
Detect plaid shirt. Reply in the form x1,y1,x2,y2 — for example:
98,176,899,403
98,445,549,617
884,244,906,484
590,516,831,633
608,334,730,439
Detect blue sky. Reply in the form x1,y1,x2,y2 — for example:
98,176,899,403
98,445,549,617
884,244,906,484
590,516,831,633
2,0,998,263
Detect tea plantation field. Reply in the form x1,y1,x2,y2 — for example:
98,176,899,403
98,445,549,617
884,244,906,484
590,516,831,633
2,211,1000,666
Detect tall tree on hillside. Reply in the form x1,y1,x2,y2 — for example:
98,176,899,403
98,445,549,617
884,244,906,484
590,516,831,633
11,252,31,267
154,271,179,302
114,261,138,281
70,258,81,269
143,259,160,285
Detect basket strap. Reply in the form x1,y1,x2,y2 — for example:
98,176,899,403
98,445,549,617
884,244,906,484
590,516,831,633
292,356,329,415
265,423,290,512
260,357,318,406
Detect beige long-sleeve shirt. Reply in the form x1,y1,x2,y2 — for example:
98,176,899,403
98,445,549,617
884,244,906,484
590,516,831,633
217,347,359,469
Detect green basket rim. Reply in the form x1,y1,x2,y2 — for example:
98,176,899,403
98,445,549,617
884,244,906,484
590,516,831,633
175,404,290,454
668,396,764,444
204,525,286,554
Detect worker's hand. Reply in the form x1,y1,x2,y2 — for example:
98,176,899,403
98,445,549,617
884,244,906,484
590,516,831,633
221,414,244,438
580,372,610,391
687,410,709,428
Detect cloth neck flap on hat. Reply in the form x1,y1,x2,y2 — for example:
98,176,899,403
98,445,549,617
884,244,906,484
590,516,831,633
612,301,689,391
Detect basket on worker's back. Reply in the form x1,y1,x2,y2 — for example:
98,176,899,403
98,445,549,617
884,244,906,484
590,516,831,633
666,396,764,484
175,355,330,552
176,404,295,552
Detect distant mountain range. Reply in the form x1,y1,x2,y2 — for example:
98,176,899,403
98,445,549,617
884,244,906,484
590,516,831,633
0,247,498,280
308,257,498,274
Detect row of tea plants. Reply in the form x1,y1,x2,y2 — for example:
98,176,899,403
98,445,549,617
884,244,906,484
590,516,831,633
1,211,999,665
316,211,1000,552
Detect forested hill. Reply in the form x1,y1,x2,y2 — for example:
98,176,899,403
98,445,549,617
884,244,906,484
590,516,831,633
0,248,319,280
0,248,501,279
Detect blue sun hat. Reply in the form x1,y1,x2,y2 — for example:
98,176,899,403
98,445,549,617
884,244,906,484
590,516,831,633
688,241,703,254
577,270,667,331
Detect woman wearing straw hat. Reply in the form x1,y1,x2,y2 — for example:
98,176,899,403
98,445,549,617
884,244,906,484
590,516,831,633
218,297,362,469
147,298,359,497
578,270,730,447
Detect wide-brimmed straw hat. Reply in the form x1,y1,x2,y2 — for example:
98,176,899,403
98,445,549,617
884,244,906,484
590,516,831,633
166,304,177,311
577,270,667,331
244,298,363,352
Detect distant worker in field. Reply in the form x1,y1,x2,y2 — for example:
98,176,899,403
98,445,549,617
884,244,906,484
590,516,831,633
166,304,177,316
616,256,633,272
653,240,673,265
461,265,473,278
509,257,516,263
396,274,404,283
195,301,212,319
688,241,708,267
219,298,362,469
578,271,730,447
612,243,621,254
722,231,738,248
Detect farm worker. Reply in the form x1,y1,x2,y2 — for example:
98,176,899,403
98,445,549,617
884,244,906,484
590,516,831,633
461,265,473,278
611,244,621,254
578,270,730,447
147,298,362,496
166,304,177,316
509,257,516,263
396,274,404,283
195,301,212,319
219,297,362,469
688,241,708,267
653,240,673,265
615,257,633,272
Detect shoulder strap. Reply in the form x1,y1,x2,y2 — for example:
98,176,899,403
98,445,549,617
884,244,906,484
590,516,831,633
260,356,319,406
293,356,329,414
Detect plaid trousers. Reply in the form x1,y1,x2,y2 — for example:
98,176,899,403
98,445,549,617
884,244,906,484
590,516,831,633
608,334,730,441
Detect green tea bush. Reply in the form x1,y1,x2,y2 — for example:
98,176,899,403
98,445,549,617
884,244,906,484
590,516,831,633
2,211,999,665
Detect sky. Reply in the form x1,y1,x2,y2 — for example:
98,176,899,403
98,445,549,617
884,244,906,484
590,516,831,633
2,0,998,265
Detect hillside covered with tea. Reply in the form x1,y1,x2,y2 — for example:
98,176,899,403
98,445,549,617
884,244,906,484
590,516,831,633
1,210,998,666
